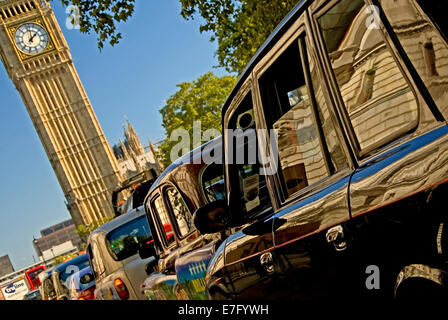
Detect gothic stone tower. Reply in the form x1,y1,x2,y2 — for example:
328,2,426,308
0,0,123,225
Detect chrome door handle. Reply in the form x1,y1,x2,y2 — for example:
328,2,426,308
260,252,275,273
326,225,347,251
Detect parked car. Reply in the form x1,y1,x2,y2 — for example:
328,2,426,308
23,289,42,300
139,137,225,300
38,268,56,301
67,266,96,300
87,208,153,300
192,0,448,300
51,254,90,300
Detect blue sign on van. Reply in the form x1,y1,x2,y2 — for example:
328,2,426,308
5,284,16,294
4,281,25,294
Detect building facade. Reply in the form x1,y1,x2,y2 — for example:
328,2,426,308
32,219,82,256
0,0,123,225
112,120,162,180
0,255,14,278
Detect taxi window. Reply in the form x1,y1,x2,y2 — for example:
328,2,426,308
165,187,194,238
259,38,330,197
318,0,419,155
202,163,225,202
226,92,272,220
380,0,448,119
152,196,176,247
106,215,152,261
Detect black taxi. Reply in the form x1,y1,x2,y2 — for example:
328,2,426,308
139,137,226,300
193,0,448,300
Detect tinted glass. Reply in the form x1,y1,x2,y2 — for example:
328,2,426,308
152,196,176,247
259,39,329,197
307,46,348,171
416,0,448,38
106,215,152,261
24,290,42,300
88,242,106,278
42,229,53,236
318,0,418,154
202,164,225,202
68,268,95,294
226,92,271,218
166,188,194,237
59,258,90,284
27,267,44,280
381,0,448,118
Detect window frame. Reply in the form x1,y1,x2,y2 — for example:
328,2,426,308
162,184,196,241
199,163,225,203
149,193,178,251
310,0,425,161
104,214,152,262
223,80,276,221
252,24,344,205
87,240,106,280
372,0,446,123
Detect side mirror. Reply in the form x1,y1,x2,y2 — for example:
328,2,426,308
138,240,157,260
193,199,231,234
145,256,158,276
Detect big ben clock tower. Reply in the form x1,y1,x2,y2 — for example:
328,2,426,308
0,0,123,226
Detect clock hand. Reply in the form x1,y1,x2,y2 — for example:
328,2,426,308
29,32,37,43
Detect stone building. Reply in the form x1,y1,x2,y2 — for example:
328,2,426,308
0,255,14,278
32,219,82,256
0,0,123,225
112,120,162,180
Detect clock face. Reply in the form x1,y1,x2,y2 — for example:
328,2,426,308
14,23,49,55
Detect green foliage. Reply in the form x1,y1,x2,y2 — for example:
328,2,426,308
53,1,296,73
75,217,113,246
54,0,136,50
53,252,78,265
179,0,299,74
159,72,236,166
53,256,65,265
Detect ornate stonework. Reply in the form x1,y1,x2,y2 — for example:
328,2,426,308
0,0,123,225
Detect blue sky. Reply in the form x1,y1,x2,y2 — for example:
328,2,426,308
0,0,228,270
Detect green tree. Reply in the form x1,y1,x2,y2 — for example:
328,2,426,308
75,217,113,248
179,0,299,74
53,0,136,49
53,1,296,73
159,72,236,166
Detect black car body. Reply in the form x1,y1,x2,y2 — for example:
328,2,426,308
140,137,225,300
194,0,448,300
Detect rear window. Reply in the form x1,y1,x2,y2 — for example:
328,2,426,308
58,258,90,284
317,0,419,155
380,0,448,119
106,215,152,261
68,268,95,293
202,164,225,202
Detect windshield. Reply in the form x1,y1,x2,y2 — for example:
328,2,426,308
24,290,41,300
106,215,152,261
